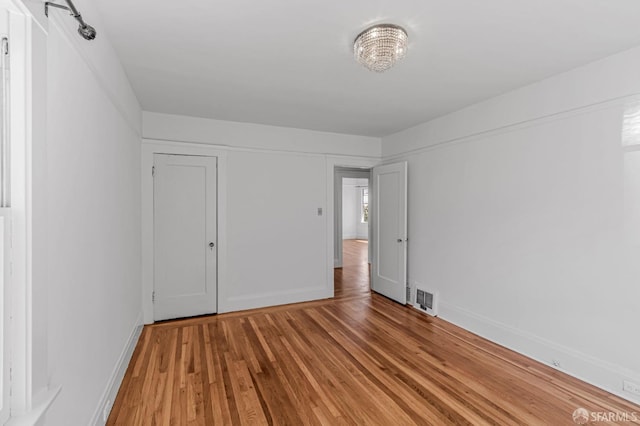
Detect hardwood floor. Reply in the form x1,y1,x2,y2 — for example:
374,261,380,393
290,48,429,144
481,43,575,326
108,240,640,425
334,239,370,301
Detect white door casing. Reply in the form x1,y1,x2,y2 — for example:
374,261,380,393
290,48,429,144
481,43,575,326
372,162,407,304
334,168,371,268
153,154,217,320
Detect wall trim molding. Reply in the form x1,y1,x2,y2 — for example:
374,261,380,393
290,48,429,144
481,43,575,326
142,137,381,161
438,301,640,405
90,313,144,426
384,93,640,161
142,112,381,158
8,8,40,417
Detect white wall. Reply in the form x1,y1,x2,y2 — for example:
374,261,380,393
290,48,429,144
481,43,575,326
21,0,47,30
383,46,640,404
342,180,358,239
31,1,143,423
142,113,380,317
144,112,381,158
225,150,327,310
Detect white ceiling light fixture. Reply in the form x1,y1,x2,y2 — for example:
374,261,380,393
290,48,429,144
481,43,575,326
354,24,408,72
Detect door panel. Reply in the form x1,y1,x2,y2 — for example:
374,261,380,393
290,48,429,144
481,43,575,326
372,162,407,304
154,154,217,321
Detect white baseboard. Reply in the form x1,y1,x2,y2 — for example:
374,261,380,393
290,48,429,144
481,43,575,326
438,301,640,406
222,286,332,313
90,313,144,425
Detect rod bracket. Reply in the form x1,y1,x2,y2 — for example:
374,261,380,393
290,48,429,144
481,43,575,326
44,2,70,18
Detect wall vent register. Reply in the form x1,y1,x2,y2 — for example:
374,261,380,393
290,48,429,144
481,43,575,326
414,287,438,317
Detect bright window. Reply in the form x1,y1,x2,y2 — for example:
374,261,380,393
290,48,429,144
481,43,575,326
361,187,368,223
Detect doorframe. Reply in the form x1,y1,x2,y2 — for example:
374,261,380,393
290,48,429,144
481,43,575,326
334,168,371,268
141,140,228,324
325,157,379,296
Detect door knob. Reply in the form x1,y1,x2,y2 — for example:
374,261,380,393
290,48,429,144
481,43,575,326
397,239,403,243
209,242,215,249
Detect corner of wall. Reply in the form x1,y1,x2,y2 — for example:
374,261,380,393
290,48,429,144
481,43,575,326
89,313,144,426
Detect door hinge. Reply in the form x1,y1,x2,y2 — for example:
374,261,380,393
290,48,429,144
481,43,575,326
152,165,155,177
152,291,155,302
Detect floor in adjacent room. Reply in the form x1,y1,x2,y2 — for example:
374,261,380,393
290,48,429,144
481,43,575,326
108,239,640,424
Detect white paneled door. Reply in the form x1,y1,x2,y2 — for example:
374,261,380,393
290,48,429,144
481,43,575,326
372,162,407,304
153,154,217,321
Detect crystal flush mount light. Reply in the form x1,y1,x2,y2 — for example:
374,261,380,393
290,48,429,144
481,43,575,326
353,24,408,72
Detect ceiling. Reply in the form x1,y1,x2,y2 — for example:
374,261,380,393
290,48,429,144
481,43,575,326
95,0,640,137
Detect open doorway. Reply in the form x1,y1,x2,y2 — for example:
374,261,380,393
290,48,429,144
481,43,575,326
334,238,370,300
334,168,371,299
342,178,369,241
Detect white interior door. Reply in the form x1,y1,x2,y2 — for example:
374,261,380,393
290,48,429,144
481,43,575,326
372,162,407,304
153,154,217,321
